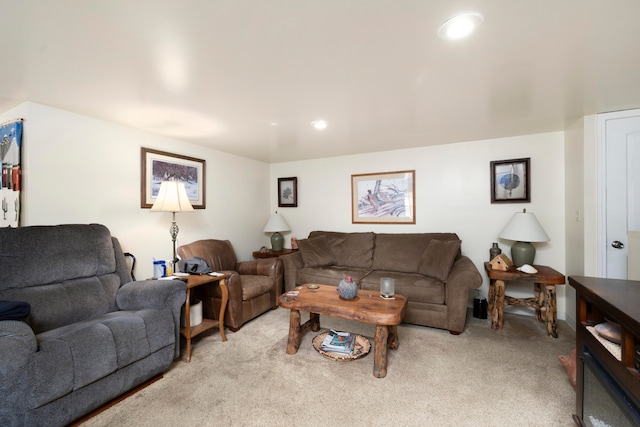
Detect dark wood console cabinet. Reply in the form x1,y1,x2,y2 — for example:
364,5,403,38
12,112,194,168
569,276,640,426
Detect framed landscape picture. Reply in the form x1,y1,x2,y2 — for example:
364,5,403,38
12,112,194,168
278,177,298,207
351,170,415,224
141,148,206,209
490,158,530,203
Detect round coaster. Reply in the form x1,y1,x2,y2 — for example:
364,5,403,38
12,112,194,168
312,332,371,361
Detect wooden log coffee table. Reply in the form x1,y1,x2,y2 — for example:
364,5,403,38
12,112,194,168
278,284,407,378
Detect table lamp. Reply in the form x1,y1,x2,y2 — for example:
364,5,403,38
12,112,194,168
151,181,194,273
263,212,290,252
498,208,550,267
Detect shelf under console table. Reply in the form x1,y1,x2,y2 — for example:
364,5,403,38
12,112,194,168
568,275,640,426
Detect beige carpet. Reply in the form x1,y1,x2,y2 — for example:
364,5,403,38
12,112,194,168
81,307,576,427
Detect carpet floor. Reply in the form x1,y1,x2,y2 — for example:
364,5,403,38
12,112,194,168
81,307,576,426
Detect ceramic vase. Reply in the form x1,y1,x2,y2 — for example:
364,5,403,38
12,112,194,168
337,276,357,300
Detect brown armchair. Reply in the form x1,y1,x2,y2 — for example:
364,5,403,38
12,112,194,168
178,239,283,331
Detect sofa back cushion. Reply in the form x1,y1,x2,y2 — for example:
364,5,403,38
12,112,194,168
372,233,460,274
298,235,336,267
178,239,238,271
308,231,375,269
418,239,462,281
0,224,122,333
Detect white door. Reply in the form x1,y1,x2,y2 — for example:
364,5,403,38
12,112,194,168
599,109,640,279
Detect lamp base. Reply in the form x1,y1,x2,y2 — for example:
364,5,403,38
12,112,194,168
271,232,284,252
511,241,535,267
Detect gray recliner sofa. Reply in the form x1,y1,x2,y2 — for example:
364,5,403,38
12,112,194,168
0,224,186,427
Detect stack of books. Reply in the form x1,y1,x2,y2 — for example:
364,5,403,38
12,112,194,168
321,330,356,354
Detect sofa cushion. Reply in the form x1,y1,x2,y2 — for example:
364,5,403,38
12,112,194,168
372,233,434,273
298,236,336,267
308,231,375,269
418,239,461,281
361,271,445,304
297,266,370,287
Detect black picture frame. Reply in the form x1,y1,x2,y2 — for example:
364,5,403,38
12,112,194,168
490,158,530,203
278,177,297,207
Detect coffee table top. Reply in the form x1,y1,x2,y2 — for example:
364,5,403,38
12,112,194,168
279,284,407,326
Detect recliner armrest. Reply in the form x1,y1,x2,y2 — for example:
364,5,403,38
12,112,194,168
236,258,284,296
0,320,37,413
116,279,186,359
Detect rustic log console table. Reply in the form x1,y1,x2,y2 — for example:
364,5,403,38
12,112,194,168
278,284,407,378
484,262,565,337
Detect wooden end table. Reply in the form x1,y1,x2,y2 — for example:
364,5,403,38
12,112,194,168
181,274,229,362
483,262,565,337
278,284,407,378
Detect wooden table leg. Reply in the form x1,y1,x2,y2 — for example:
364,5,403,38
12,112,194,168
218,279,228,342
491,279,505,330
185,287,192,362
373,325,389,378
388,325,399,350
309,312,320,331
534,283,545,322
545,284,558,338
286,310,302,354
487,279,495,314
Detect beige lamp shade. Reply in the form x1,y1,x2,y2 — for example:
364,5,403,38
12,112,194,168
151,181,195,213
263,212,290,233
498,209,550,243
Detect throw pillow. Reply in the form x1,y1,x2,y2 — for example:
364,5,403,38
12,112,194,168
418,239,461,281
298,236,336,267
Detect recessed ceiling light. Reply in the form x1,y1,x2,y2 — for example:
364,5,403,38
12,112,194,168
311,120,328,130
437,12,483,40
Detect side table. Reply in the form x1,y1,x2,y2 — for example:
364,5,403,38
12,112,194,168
252,248,298,259
181,274,229,362
483,262,565,337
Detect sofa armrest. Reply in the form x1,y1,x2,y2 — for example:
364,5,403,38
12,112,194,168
236,258,284,304
444,256,483,332
116,279,186,359
280,251,304,292
0,320,37,415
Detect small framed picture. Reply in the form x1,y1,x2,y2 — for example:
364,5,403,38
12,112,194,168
490,158,530,203
278,177,298,207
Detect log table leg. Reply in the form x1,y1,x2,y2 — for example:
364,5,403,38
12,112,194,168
373,325,389,378
309,312,320,332
388,325,400,350
534,283,545,322
286,310,302,354
487,279,495,314
545,284,558,338
491,279,505,330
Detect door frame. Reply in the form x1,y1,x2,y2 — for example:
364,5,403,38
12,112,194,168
597,108,640,278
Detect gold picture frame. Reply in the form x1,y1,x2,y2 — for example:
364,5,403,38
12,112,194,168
351,170,415,224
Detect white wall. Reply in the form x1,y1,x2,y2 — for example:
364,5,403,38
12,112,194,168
270,132,568,319
0,102,271,279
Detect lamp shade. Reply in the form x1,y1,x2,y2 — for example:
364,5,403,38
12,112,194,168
498,209,549,243
263,213,290,233
151,181,195,213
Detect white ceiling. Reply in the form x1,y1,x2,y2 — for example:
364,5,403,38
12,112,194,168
2,1,640,163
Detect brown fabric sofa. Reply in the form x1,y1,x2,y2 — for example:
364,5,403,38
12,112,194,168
280,231,482,334
178,239,283,331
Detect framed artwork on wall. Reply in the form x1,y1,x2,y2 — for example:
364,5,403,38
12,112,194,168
490,157,530,203
351,170,415,224
141,147,206,209
278,177,297,207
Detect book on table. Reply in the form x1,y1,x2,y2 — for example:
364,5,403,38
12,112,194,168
321,330,356,354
